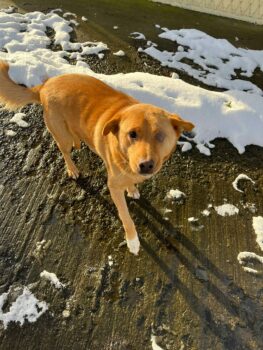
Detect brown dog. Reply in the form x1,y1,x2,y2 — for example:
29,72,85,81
0,60,194,255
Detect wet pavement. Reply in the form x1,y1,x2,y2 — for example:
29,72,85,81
0,1,263,350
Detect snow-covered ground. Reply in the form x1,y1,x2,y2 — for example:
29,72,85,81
0,8,263,155
140,27,263,94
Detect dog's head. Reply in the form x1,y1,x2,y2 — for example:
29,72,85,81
103,104,194,177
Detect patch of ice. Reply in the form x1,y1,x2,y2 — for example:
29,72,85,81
10,113,29,127
40,270,65,289
0,287,48,329
215,204,239,216
81,16,88,22
253,216,263,251
113,50,125,56
113,26,118,29
167,189,186,199
232,174,255,193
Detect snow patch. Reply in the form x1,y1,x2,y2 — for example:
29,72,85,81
151,335,164,350
167,189,186,200
113,50,125,56
130,32,146,40
5,129,16,136
237,251,263,275
201,209,210,217
0,287,48,329
253,216,263,251
215,204,239,216
177,141,192,152
232,174,255,193
40,270,65,289
188,217,198,222
10,113,29,127
108,255,113,267
0,10,263,154
142,28,263,94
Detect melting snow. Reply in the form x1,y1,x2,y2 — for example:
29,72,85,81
10,113,29,127
215,204,239,216
0,287,48,329
113,50,125,56
0,9,263,155
232,174,255,193
130,32,146,40
237,251,263,275
141,27,263,94
238,217,263,274
151,335,164,350
40,270,65,289
5,129,16,136
108,255,113,266
252,216,263,251
188,217,198,222
201,209,210,217
167,189,186,199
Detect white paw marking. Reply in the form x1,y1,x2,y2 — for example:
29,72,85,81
126,236,140,255
127,189,140,199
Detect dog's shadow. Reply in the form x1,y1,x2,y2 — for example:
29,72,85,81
76,176,262,349
131,197,263,349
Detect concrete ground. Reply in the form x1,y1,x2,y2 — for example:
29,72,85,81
0,1,263,349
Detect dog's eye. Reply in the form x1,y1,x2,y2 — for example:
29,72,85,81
129,131,137,140
156,131,165,143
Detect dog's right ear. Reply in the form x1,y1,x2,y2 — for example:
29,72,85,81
102,115,121,136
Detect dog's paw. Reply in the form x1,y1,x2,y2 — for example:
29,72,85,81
67,166,79,180
127,187,140,199
126,236,140,255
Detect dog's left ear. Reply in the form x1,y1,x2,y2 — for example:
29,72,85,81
169,114,194,133
102,115,121,136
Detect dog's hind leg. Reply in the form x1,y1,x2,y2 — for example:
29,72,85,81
44,111,80,179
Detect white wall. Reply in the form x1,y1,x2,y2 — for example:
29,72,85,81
152,0,263,25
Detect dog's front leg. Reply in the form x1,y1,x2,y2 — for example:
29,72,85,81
126,185,140,199
108,184,140,255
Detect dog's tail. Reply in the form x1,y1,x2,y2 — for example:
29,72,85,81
0,60,41,111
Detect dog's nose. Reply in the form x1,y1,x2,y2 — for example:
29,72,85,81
139,160,154,175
